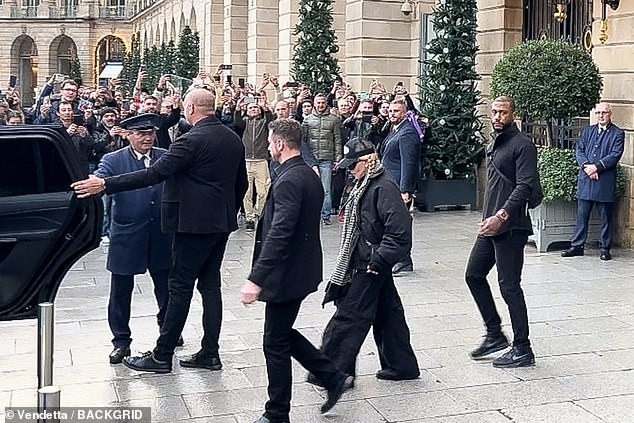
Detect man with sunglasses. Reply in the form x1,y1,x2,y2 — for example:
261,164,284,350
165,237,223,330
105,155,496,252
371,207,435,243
561,102,624,261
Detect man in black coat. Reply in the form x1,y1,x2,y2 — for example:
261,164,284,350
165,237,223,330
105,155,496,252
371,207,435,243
72,89,248,373
240,119,352,423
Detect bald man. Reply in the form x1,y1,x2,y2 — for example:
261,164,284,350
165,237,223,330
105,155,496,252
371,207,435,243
72,88,248,373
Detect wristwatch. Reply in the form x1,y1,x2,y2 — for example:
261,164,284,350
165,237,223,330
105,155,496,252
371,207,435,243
495,209,509,222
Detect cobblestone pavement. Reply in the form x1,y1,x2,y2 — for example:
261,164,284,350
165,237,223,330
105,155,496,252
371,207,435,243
2,211,634,423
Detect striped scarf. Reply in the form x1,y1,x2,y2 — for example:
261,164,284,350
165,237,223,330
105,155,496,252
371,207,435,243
327,168,374,287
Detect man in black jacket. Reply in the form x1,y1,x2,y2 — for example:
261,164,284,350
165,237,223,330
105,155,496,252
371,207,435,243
240,119,352,423
72,88,248,373
465,96,538,368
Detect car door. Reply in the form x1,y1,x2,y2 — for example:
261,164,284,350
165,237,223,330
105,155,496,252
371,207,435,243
0,126,102,320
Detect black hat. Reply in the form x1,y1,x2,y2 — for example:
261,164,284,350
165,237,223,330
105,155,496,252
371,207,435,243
338,137,375,169
119,113,160,132
100,107,118,118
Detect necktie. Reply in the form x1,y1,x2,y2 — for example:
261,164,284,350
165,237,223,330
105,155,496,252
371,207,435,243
142,155,150,168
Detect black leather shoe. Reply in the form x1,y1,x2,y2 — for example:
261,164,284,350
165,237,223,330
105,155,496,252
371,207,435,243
600,251,612,261
375,369,419,381
109,346,130,364
561,246,584,257
252,416,290,423
179,351,222,370
492,346,535,368
392,259,414,275
470,333,509,359
306,372,326,388
321,375,354,414
176,335,184,347
122,351,172,373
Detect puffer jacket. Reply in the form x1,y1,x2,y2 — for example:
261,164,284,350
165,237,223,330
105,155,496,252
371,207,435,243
349,168,412,273
302,110,342,162
234,108,274,159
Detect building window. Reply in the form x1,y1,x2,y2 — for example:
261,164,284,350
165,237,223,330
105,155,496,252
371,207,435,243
419,14,437,102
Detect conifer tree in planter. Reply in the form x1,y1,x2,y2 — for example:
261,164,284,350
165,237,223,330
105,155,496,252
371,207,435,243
176,26,200,80
418,0,484,211
291,0,340,94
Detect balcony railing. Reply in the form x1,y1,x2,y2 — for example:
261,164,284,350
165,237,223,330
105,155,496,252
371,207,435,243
10,6,38,18
49,6,79,18
99,5,134,20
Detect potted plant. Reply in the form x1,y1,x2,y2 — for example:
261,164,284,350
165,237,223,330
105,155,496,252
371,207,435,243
417,0,485,212
530,148,627,252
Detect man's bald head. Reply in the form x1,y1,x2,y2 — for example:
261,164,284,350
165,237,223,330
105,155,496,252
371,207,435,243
184,88,216,125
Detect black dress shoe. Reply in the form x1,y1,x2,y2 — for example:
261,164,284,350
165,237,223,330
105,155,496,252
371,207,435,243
179,351,222,370
306,372,326,388
122,351,172,373
109,346,130,364
561,246,584,257
176,335,184,347
375,369,419,381
321,375,354,414
252,416,289,423
600,251,612,261
470,333,509,359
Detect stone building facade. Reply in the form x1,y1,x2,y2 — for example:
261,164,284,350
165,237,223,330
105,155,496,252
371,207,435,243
1,0,632,246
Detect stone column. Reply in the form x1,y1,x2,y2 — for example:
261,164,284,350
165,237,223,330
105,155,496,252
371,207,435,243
344,0,418,94
223,0,247,80
277,0,298,82
591,0,634,247
246,0,279,86
208,0,224,69
333,0,347,75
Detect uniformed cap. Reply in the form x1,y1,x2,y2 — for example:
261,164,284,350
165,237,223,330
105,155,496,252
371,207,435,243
337,137,375,169
119,113,160,132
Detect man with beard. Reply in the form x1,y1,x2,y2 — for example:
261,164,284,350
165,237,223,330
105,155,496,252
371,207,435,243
141,93,182,149
240,119,352,423
303,94,342,225
465,96,538,368
72,89,248,374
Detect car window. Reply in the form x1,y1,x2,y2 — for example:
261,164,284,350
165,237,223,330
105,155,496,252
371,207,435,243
0,138,72,197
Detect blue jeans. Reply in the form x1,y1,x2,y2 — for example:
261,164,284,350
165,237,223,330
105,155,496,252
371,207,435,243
318,160,333,220
571,199,614,252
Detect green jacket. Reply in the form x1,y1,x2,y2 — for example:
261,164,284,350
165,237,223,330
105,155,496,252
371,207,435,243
302,111,342,162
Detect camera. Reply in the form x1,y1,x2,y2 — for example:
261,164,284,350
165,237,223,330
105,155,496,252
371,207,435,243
400,1,413,16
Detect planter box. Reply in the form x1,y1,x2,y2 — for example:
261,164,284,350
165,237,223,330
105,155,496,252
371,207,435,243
529,199,601,252
416,178,477,212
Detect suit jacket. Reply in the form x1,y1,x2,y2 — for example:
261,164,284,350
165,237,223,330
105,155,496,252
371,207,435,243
248,156,324,302
576,123,625,202
379,119,420,194
105,116,248,234
95,147,172,275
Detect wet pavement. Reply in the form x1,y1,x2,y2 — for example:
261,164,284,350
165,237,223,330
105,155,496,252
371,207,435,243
2,211,634,422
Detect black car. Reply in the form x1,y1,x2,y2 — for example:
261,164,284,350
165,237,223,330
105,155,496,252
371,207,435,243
0,125,102,320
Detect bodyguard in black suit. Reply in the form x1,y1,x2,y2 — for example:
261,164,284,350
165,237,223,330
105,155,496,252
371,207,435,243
240,119,352,423
73,89,248,373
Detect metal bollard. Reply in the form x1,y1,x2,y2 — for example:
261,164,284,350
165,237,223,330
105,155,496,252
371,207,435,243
37,302,55,389
37,385,61,423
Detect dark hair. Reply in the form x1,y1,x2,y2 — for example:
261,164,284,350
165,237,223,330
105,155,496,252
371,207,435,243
268,118,303,150
492,96,516,112
144,95,159,103
59,101,73,109
6,110,24,122
61,79,78,90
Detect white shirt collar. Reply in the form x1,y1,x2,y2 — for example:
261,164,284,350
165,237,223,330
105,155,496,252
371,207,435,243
131,148,151,161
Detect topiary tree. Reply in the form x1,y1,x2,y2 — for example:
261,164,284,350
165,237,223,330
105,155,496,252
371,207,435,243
419,0,485,180
491,39,603,147
291,0,340,94
122,32,141,96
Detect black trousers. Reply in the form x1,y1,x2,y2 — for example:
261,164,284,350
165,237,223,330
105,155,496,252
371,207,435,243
153,232,229,361
263,298,344,422
321,271,419,377
465,231,531,349
108,269,169,348
571,199,614,252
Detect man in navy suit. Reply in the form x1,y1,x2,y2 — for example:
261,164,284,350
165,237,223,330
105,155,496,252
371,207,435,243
562,102,624,261
94,113,176,364
379,99,420,274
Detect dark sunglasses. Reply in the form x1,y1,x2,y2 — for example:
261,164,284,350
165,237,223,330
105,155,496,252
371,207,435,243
347,159,366,171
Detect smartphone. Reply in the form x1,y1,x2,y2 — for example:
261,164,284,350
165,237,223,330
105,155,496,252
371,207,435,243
73,114,85,126
213,75,221,82
286,81,299,88
9,75,17,88
122,100,131,110
332,99,338,108
396,81,404,87
359,91,370,101
244,95,255,104
78,99,92,112
362,112,374,123
226,75,233,84
220,64,233,70
238,78,245,88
